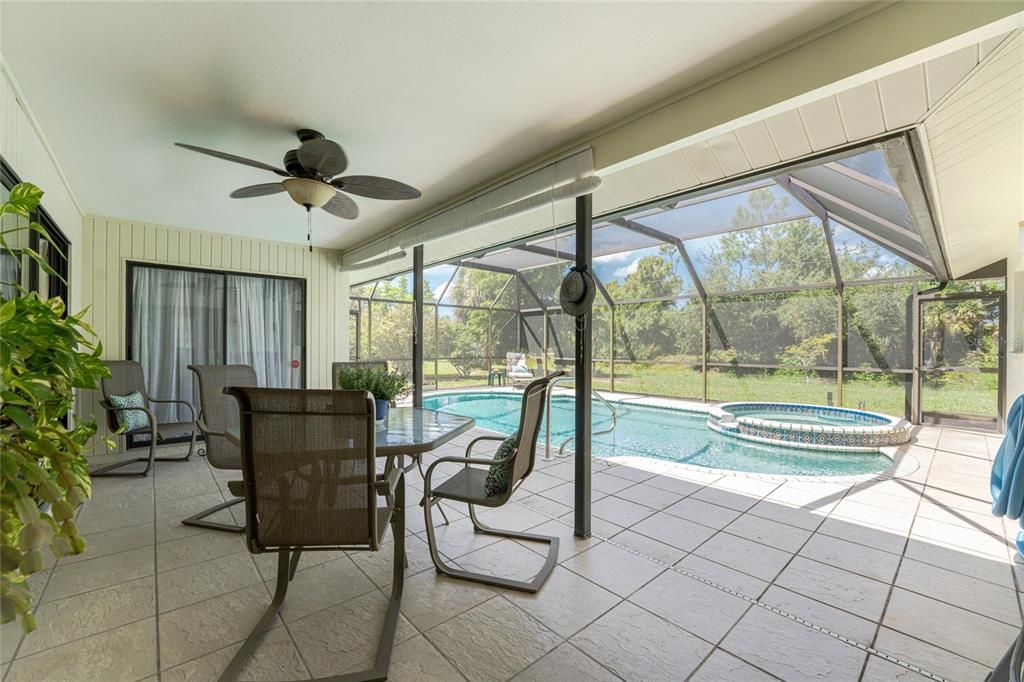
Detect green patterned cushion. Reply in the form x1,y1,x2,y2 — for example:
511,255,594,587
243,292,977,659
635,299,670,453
484,433,518,497
109,392,148,432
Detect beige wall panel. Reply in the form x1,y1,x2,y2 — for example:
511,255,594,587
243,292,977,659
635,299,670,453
78,215,346,451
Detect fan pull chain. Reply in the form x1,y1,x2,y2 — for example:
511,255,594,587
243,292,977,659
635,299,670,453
306,206,313,253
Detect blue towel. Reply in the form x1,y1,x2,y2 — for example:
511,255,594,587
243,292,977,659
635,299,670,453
991,394,1024,520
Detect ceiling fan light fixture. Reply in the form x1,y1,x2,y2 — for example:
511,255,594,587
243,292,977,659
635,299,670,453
282,177,336,209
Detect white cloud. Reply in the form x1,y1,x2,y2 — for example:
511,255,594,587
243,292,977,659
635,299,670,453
613,258,640,278
594,252,635,264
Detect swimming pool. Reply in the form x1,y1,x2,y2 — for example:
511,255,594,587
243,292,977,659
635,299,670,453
422,392,892,477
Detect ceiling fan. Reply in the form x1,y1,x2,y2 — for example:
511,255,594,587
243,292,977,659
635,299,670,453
175,129,421,248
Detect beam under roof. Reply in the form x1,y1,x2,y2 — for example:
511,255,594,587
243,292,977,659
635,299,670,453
773,174,842,290
612,218,708,302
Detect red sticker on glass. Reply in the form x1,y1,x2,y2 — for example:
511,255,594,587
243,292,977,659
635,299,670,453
291,360,300,369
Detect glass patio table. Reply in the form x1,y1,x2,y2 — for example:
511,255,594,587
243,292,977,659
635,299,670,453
224,406,475,457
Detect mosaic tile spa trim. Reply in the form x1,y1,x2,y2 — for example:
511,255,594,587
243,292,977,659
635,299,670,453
708,402,911,451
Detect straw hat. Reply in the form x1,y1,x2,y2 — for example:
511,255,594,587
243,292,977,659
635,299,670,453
558,266,596,317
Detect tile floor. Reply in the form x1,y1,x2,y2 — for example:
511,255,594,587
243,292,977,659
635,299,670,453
1,424,1019,681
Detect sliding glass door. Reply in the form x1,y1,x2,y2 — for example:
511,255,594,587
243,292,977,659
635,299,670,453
128,263,305,424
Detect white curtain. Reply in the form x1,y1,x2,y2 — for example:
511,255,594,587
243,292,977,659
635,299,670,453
0,252,19,300
227,275,303,388
132,267,224,422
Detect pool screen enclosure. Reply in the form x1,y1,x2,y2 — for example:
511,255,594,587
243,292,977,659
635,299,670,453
351,133,1007,434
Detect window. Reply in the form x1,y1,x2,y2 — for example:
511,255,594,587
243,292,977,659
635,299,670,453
0,158,71,307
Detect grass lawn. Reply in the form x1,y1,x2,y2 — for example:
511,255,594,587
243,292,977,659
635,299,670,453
418,359,998,420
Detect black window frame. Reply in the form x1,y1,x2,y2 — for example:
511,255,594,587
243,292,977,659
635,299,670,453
1,156,72,310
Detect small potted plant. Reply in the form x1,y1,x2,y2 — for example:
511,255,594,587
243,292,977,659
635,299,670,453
366,367,410,421
336,366,410,421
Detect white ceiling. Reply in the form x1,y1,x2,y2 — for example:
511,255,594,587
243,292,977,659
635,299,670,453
351,28,1016,282
1,1,867,249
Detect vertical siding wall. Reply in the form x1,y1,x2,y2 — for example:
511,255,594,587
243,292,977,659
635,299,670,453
78,214,349,451
1,64,84,308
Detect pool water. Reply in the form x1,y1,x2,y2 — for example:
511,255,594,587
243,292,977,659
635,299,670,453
740,410,866,426
423,392,892,477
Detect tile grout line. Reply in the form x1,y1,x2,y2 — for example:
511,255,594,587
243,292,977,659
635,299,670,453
153,457,163,681
858,439,927,681
506,496,951,682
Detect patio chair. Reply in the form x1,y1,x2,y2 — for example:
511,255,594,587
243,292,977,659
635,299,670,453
219,386,405,682
422,371,563,593
505,352,534,388
92,360,198,477
181,364,257,533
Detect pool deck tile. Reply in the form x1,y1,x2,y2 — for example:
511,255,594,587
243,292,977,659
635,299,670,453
7,420,1019,682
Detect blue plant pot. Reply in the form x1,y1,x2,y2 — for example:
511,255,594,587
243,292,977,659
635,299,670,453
374,399,389,422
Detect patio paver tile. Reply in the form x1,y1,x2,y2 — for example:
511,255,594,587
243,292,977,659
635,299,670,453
722,607,866,682
161,625,310,681
289,591,417,677
43,545,154,603
561,541,666,598
510,642,620,681
5,617,157,682
690,648,778,681
873,627,991,682
724,513,813,553
629,569,750,643
503,565,620,638
571,601,711,681
425,596,561,682
773,556,890,622
895,557,1021,625
630,511,717,552
797,533,900,584
694,532,793,582
881,587,1018,667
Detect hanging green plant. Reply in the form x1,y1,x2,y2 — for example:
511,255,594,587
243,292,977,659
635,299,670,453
1,183,112,632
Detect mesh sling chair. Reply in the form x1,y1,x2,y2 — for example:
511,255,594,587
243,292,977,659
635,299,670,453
220,386,405,682
182,364,257,533
422,371,564,593
93,360,198,477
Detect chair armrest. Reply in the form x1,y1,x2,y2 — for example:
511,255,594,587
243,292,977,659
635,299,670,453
423,454,507,495
466,435,508,457
98,400,156,433
148,398,197,421
194,420,228,439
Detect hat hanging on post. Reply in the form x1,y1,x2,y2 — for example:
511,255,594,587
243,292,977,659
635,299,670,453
559,266,596,317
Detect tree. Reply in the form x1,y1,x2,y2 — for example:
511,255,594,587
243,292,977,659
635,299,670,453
606,255,686,361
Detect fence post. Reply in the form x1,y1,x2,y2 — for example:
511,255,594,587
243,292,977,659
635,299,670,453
701,300,708,402
542,308,549,375
487,309,493,374
836,291,844,406
609,307,616,393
